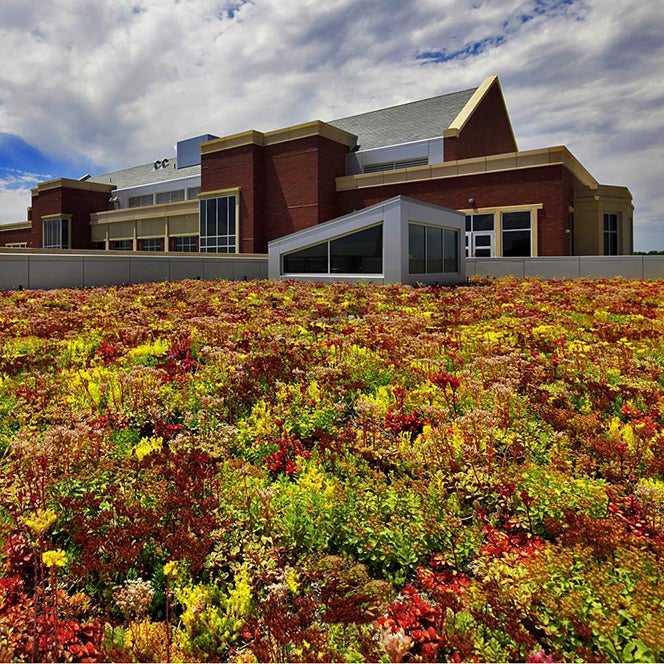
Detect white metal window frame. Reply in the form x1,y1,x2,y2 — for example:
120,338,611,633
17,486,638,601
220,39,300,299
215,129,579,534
462,205,540,257
199,189,239,254
42,215,71,249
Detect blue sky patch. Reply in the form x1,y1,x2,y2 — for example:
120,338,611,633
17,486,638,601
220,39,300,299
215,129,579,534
417,35,506,63
417,0,579,64
0,133,99,188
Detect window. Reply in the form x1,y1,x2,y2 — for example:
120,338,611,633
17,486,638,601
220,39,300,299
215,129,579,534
141,238,163,251
111,239,132,251
155,189,185,204
330,225,383,273
128,194,154,208
282,225,383,275
603,213,619,255
174,236,198,252
199,193,237,253
363,158,428,173
465,213,495,257
43,217,69,249
187,187,201,199
409,223,459,274
282,242,328,274
5,242,27,248
501,211,532,257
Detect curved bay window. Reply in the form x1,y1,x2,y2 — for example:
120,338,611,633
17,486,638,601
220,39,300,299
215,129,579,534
199,192,238,253
282,224,383,275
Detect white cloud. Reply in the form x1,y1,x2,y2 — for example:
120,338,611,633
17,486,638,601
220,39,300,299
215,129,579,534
0,0,662,248
0,168,43,223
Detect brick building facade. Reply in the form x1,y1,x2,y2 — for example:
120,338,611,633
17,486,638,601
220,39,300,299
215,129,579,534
1,76,633,258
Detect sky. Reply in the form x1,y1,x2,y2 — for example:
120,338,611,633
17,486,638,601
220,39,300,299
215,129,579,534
0,0,662,251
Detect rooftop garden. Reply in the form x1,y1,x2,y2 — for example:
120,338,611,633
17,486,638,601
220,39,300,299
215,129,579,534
0,277,662,662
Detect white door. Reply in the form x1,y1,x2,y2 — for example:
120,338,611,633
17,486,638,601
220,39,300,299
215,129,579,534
467,232,495,257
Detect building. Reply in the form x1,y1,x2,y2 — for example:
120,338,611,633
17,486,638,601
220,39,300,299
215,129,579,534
1,75,633,264
268,196,466,285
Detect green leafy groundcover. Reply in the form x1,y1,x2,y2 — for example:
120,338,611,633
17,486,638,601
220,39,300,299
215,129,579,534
0,277,663,662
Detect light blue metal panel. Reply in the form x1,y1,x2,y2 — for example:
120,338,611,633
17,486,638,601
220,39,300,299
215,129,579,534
176,135,218,169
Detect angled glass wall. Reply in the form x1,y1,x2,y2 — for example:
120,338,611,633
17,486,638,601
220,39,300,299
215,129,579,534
282,224,383,275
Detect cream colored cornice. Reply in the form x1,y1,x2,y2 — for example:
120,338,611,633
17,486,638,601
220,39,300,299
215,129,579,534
199,187,240,198
201,121,357,155
336,146,599,191
444,75,518,149
90,199,198,225
201,130,266,153
459,203,543,214
35,178,116,194
42,213,73,220
0,221,31,231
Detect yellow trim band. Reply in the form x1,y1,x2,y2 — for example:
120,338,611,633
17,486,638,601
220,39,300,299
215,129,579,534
42,213,73,221
201,121,357,155
336,146,599,191
199,187,241,199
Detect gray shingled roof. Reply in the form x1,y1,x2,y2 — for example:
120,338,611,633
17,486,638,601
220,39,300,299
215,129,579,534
88,86,477,187
327,87,477,151
89,160,200,189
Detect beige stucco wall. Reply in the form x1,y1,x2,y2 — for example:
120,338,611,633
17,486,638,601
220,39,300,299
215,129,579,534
574,185,633,255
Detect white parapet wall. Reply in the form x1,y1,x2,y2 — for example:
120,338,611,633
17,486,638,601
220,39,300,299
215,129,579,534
0,250,268,291
467,256,664,280
1,251,661,292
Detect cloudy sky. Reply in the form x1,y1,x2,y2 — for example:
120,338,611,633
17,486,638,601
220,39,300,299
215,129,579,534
0,0,662,250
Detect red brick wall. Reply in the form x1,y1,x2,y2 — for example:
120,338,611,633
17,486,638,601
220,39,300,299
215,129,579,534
335,164,581,256
264,136,348,246
0,226,32,246
63,187,113,248
444,81,518,162
202,135,348,253
201,143,265,253
29,185,111,248
29,191,46,247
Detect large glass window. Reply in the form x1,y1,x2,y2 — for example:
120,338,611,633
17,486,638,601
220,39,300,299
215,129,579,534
443,229,458,272
330,225,382,273
43,217,69,249
111,240,132,251
409,223,459,274
282,225,383,275
603,213,619,255
199,194,237,253
501,211,532,257
282,242,329,274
